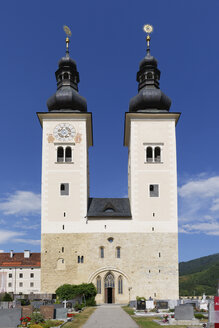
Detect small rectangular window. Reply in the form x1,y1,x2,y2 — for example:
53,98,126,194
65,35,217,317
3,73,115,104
78,256,80,263
8,283,12,287
100,247,104,258
30,282,34,287
30,273,34,278
159,252,161,257
19,282,23,287
19,273,23,278
149,184,159,197
62,225,65,230
8,273,12,278
60,183,69,196
62,247,64,253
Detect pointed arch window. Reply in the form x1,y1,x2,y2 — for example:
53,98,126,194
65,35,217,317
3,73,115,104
104,273,115,288
118,276,123,294
96,276,101,294
57,147,64,162
65,147,72,162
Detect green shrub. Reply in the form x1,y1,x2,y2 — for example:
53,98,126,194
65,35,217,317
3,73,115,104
136,296,146,301
85,296,96,306
2,293,13,302
195,313,205,319
29,325,44,328
20,299,30,306
30,312,45,324
41,320,64,328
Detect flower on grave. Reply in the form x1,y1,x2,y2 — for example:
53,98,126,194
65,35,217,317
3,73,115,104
163,314,169,322
20,316,31,322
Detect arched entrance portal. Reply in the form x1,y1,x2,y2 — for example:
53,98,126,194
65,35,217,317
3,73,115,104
104,272,115,303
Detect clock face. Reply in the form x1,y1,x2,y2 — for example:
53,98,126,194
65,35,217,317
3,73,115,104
53,123,76,141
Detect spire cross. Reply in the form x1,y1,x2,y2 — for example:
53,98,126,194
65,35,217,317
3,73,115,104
63,25,72,56
143,24,153,54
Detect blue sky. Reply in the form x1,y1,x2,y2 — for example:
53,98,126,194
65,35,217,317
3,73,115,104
0,0,218,262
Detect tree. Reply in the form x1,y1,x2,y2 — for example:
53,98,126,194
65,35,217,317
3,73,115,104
55,283,97,305
2,292,13,301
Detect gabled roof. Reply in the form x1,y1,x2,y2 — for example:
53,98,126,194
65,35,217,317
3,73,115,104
87,198,132,218
0,253,40,267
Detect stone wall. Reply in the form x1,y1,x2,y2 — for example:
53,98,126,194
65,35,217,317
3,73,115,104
41,232,178,303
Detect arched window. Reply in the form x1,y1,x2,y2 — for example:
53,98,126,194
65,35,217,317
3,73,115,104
104,273,115,288
81,256,84,263
147,72,153,79
146,147,153,162
57,258,65,270
64,72,69,79
78,256,80,263
100,247,104,258
104,208,115,213
155,147,161,162
65,147,72,162
118,276,123,294
116,247,121,258
57,147,64,162
96,276,101,294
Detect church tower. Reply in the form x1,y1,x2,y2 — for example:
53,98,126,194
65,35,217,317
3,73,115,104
38,30,93,293
39,26,179,303
124,25,180,299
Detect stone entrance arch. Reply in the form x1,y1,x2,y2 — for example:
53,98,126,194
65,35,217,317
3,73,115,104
89,267,130,304
104,272,115,303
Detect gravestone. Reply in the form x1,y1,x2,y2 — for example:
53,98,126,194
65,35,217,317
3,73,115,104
146,299,154,310
40,305,54,319
67,301,73,308
130,300,137,308
22,305,34,317
53,303,63,309
175,304,194,320
0,308,22,328
156,300,168,309
137,300,146,310
31,301,44,309
55,307,68,320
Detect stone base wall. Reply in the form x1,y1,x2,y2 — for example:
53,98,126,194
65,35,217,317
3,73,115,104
41,232,179,303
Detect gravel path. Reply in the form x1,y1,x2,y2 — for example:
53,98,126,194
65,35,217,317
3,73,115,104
82,305,138,328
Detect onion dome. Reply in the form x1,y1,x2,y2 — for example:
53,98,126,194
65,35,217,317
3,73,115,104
129,26,171,112
47,32,87,112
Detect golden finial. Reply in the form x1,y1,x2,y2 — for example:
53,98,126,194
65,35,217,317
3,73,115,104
63,25,72,55
143,24,153,53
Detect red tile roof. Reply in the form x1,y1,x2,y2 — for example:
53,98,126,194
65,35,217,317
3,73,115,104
0,253,40,267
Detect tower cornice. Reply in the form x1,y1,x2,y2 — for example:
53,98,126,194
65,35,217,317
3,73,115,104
37,112,93,147
124,112,181,147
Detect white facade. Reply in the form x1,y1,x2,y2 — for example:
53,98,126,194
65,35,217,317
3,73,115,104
0,267,41,294
0,251,41,295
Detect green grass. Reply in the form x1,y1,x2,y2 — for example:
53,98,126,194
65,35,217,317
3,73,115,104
62,307,96,328
122,307,188,328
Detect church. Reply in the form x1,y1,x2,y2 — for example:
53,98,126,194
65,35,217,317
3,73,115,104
38,26,180,304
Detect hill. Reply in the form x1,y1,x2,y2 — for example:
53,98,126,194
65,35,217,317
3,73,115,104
179,253,219,296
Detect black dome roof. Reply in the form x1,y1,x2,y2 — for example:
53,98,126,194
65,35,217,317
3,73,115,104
129,49,171,112
47,52,87,112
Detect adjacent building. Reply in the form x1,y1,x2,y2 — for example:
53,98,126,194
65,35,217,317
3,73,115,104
0,251,40,295
39,31,180,304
